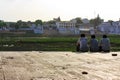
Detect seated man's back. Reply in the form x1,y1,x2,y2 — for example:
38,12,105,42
100,35,110,52
90,35,99,52
79,37,89,52
77,34,88,52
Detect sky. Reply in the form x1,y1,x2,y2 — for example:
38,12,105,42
0,0,120,22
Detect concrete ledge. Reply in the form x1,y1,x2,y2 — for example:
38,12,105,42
0,51,119,80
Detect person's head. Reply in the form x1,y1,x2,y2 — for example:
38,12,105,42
91,35,95,39
103,35,107,38
80,34,85,37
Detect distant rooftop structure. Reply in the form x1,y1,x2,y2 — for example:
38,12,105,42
53,17,61,22
97,21,120,34
70,19,77,23
82,18,89,24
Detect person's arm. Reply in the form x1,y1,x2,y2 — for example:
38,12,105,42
86,38,89,47
108,38,111,47
99,39,102,46
76,38,80,46
89,39,92,47
76,38,80,51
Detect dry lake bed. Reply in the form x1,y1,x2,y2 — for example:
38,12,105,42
0,51,120,80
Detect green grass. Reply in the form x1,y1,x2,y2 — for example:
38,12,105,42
0,34,120,51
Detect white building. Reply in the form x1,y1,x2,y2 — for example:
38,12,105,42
0,27,9,31
70,19,77,23
78,23,94,34
56,21,79,35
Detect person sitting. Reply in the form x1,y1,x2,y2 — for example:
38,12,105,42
76,34,89,52
90,35,99,52
100,35,110,52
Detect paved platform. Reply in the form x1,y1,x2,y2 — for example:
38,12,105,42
0,51,119,80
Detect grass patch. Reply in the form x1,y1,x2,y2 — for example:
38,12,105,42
0,34,120,51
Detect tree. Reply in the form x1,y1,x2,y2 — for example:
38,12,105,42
75,17,83,24
35,20,42,25
47,20,56,24
108,20,113,26
15,20,30,28
90,14,103,28
0,20,6,28
15,20,23,29
9,22,16,28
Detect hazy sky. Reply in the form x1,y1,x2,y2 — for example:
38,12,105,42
0,0,120,22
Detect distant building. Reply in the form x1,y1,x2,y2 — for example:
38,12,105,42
82,18,89,24
78,23,94,34
56,21,79,35
70,19,77,23
32,24,44,34
0,27,9,31
97,21,120,34
18,24,44,34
